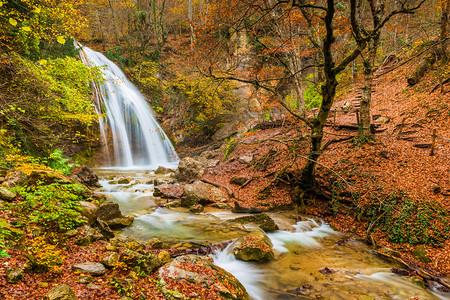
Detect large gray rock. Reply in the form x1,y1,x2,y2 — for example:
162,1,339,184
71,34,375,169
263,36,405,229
43,284,77,300
158,255,249,299
174,157,205,182
232,229,274,262
0,187,15,201
181,180,228,207
72,262,106,276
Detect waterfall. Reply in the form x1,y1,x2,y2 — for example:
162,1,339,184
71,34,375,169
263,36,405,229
77,44,178,169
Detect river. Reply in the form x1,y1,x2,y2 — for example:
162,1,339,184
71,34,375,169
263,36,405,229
94,169,448,300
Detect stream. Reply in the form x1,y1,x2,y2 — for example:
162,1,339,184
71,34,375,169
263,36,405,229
95,169,448,300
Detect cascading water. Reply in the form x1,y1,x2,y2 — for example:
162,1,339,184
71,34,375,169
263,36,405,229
77,43,178,169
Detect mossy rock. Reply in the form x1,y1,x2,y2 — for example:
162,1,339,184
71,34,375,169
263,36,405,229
412,245,431,263
0,218,24,241
232,229,274,262
228,213,278,232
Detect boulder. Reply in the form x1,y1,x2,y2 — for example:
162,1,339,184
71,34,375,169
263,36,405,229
78,201,98,225
0,187,16,201
228,213,279,232
101,252,119,268
43,284,77,300
117,178,131,184
72,262,106,276
181,181,228,207
158,255,249,300
154,177,175,186
189,204,204,213
229,176,247,186
232,229,274,262
107,217,134,229
6,267,24,284
120,250,162,274
155,166,174,175
153,184,183,199
158,250,171,264
96,202,123,221
174,157,205,182
70,166,99,187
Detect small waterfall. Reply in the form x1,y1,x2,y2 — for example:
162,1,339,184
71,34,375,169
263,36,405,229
77,43,178,169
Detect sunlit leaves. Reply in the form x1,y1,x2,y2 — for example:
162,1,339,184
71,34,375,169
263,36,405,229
9,18,17,26
57,36,66,44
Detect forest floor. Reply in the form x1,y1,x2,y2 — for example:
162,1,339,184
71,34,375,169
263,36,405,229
188,58,450,278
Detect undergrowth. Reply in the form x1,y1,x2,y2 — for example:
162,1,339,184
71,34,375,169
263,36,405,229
365,190,449,247
10,183,86,232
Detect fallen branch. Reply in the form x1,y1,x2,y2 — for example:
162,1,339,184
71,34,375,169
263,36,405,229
238,176,255,190
200,178,235,198
430,75,450,94
321,135,355,151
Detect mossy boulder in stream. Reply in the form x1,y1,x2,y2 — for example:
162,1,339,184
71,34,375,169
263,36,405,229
228,213,279,232
232,229,274,262
158,255,249,299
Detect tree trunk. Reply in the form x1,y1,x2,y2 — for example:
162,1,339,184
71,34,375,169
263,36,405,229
287,54,306,117
188,0,194,47
441,0,449,62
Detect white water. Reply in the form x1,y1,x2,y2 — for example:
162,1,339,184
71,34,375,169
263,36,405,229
77,44,178,169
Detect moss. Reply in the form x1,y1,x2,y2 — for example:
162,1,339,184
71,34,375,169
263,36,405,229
228,213,279,232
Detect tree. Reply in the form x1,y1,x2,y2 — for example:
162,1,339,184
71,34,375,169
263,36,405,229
0,0,87,57
354,0,426,138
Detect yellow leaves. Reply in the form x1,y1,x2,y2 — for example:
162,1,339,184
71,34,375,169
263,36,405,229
22,26,31,32
39,59,48,65
56,36,66,44
34,7,41,14
9,18,17,26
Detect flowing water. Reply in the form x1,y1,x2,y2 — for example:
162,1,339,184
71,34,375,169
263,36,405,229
80,45,448,299
96,169,449,300
77,44,178,169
